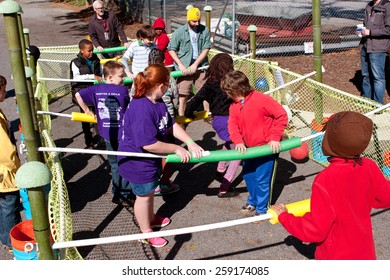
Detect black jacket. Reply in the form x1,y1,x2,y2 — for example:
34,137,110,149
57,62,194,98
185,80,231,118
70,52,101,100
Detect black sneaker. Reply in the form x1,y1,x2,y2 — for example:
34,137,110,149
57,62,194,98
215,170,226,179
85,141,95,149
112,194,135,207
218,191,239,198
94,138,106,150
214,170,226,182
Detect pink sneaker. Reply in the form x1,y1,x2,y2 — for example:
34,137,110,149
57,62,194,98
151,215,171,229
139,230,168,248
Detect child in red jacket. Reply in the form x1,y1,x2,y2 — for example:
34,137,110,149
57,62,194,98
221,70,288,217
152,18,173,69
271,111,390,259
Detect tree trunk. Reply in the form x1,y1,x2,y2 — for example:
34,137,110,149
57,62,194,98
117,0,145,24
104,0,120,12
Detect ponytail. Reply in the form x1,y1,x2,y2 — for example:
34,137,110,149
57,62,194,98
133,64,169,99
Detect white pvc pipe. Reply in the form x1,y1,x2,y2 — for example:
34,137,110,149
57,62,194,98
37,77,94,83
232,49,266,61
40,50,78,54
196,50,267,72
37,111,71,118
38,147,166,159
364,102,390,116
301,102,390,143
38,59,71,63
52,213,273,249
264,70,317,95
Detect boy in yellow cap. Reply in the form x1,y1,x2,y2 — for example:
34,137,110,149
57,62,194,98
168,7,211,121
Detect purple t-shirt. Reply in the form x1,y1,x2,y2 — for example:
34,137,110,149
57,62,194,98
118,97,174,184
79,84,130,142
212,115,230,142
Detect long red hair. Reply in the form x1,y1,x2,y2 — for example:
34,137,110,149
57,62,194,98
133,64,169,99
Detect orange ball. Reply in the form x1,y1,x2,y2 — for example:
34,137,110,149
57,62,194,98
384,151,390,167
289,142,309,161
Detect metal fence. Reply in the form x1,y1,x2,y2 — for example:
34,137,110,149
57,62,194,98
144,0,366,57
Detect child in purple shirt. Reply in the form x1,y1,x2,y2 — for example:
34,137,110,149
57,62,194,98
118,64,203,248
75,61,134,207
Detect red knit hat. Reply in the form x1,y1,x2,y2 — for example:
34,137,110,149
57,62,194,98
153,18,165,29
322,111,373,158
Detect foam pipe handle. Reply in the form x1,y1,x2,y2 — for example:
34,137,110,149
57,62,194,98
267,199,311,225
100,57,121,65
175,111,209,124
166,137,302,163
120,70,186,85
71,112,97,123
170,70,184,78
93,46,126,54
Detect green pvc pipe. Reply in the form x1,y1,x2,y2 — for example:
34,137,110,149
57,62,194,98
2,8,53,260
25,71,39,135
4,14,40,162
246,25,258,60
312,0,323,124
93,45,126,54
96,70,184,85
17,13,28,68
24,29,37,93
205,7,212,32
170,70,182,78
18,17,42,162
166,137,302,163
247,25,257,86
15,162,54,260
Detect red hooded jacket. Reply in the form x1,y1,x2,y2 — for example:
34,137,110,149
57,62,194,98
279,157,390,260
153,18,174,66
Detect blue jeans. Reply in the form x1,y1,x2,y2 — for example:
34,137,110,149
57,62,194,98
105,140,131,197
242,154,276,214
129,177,159,196
360,47,386,104
0,191,21,247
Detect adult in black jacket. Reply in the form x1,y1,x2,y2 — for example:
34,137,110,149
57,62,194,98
88,0,129,58
359,0,390,104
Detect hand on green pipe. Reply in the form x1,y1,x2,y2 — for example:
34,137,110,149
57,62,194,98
166,137,302,163
93,46,127,54
95,69,187,85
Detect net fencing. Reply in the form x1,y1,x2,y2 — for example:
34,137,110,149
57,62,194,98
34,45,390,260
145,0,366,57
